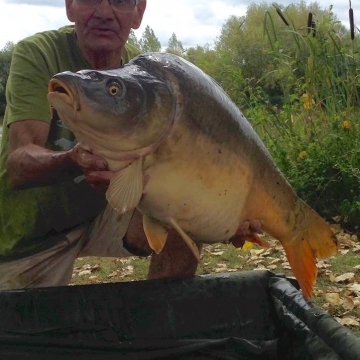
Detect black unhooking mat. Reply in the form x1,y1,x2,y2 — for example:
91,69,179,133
0,271,359,360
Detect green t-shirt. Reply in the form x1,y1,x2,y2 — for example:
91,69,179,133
0,25,141,259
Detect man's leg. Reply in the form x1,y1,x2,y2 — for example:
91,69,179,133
148,230,202,279
79,206,151,257
0,227,86,290
81,206,201,278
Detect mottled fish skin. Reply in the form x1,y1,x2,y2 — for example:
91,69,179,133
48,53,339,298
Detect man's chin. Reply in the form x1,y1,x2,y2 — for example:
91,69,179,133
86,34,123,52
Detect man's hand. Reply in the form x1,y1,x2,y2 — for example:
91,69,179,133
69,144,114,192
224,220,270,249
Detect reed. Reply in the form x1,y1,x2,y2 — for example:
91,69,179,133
245,4,360,230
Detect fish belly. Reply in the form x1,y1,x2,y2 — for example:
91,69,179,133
138,156,252,244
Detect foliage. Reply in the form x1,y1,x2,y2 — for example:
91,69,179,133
166,33,185,56
0,41,15,116
138,25,161,52
127,29,141,49
242,4,360,230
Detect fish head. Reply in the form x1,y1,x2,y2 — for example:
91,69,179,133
48,65,176,162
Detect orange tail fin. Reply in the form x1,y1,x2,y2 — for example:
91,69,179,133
280,200,339,298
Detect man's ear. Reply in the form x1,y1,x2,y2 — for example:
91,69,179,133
131,0,147,30
65,0,75,22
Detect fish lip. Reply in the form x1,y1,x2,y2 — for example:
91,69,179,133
48,78,79,111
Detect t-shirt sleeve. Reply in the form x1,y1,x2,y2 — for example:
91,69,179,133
5,40,53,126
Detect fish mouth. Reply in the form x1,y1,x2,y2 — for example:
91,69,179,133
48,78,80,117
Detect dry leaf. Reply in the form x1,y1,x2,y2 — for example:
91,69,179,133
325,293,341,306
335,273,355,283
108,271,118,278
210,251,224,256
337,316,360,327
317,260,331,269
215,263,227,268
327,286,341,293
313,289,324,296
78,270,92,277
214,263,228,272
250,249,265,256
348,284,360,294
121,265,134,277
342,296,355,311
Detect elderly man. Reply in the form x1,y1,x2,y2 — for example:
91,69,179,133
0,0,200,289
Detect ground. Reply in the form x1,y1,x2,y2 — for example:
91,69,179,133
71,225,360,337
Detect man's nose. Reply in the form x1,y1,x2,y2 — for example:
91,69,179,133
94,0,115,17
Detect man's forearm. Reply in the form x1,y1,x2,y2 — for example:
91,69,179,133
6,144,76,189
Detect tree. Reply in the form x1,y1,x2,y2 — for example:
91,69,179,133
166,33,184,56
127,29,141,49
0,41,15,117
139,25,161,52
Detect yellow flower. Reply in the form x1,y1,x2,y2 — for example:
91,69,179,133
298,151,307,159
302,93,314,109
341,120,352,129
242,241,253,251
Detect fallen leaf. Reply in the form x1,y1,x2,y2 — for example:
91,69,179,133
317,260,331,269
313,289,324,296
348,284,360,294
250,249,265,256
210,251,224,256
335,273,355,283
108,271,118,278
326,293,341,306
213,263,228,273
336,316,360,327
121,265,134,276
78,270,92,276
342,296,355,311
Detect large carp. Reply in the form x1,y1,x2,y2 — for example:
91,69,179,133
48,53,338,298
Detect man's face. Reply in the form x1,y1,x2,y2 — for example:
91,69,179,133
65,0,146,54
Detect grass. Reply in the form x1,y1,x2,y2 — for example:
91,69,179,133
72,228,360,338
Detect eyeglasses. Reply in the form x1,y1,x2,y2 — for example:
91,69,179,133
76,0,140,12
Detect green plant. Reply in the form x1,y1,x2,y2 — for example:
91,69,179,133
241,5,360,230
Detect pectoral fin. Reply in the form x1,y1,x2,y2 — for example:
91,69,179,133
168,218,200,260
143,215,168,254
106,158,143,214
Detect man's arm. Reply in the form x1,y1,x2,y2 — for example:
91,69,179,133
6,120,109,189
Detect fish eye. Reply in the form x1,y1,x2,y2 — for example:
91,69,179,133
108,83,121,96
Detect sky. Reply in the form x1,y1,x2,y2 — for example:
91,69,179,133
0,0,357,50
